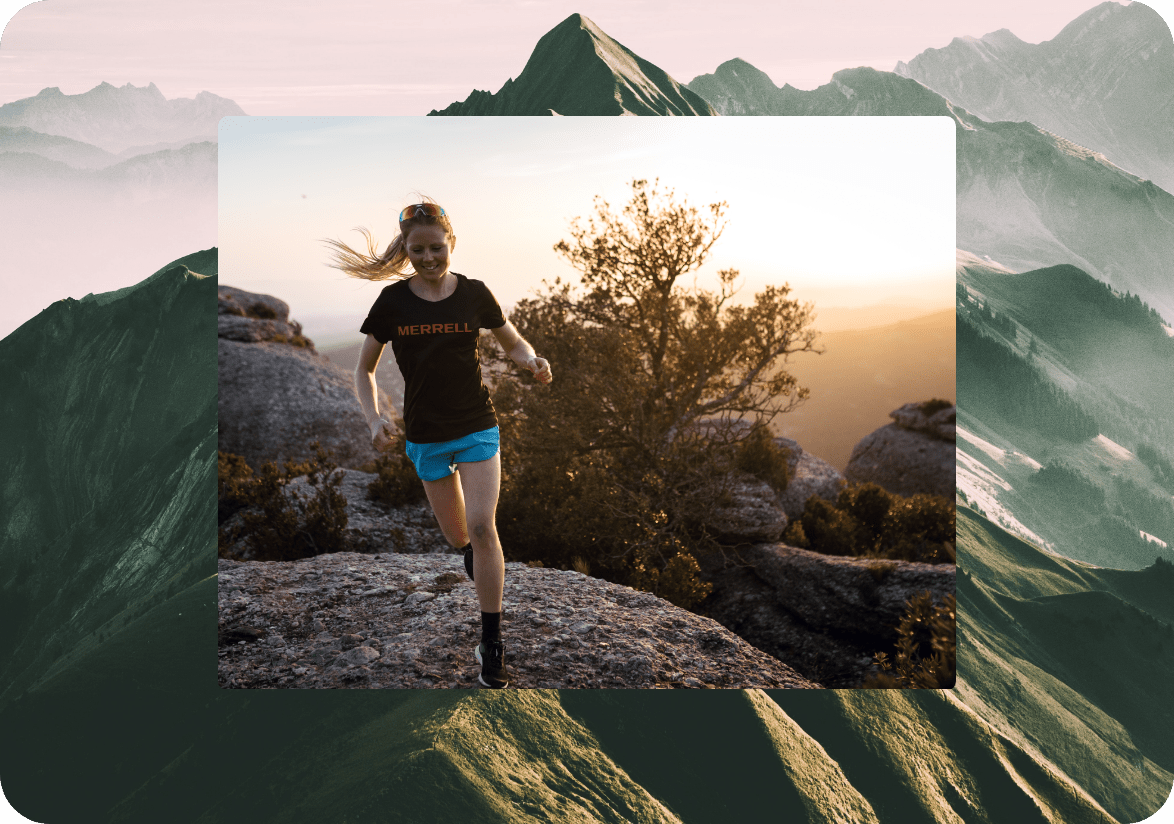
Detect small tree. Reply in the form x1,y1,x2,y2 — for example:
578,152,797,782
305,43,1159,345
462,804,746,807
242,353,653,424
491,179,820,606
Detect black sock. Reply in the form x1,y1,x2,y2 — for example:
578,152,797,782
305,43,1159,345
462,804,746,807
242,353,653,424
461,543,474,580
481,611,501,644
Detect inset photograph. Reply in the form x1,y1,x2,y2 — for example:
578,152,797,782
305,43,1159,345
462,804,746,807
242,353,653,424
216,116,956,689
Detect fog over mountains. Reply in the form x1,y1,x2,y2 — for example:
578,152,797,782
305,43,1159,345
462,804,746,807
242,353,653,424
684,60,1174,326
0,81,243,154
895,1,1174,193
0,81,227,339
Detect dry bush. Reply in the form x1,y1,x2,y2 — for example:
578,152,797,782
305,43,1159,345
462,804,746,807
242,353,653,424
365,432,426,508
864,591,956,688
217,443,349,562
791,482,955,564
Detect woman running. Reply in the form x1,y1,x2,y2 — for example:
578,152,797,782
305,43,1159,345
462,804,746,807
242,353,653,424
325,200,552,689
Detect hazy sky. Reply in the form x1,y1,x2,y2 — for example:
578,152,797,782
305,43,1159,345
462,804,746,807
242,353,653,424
220,116,954,341
0,0,1170,341
2,1,1168,115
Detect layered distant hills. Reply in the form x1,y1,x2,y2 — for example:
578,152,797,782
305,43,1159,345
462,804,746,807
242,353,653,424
0,82,232,339
429,13,714,116
895,1,1174,193
683,62,1174,325
0,81,243,154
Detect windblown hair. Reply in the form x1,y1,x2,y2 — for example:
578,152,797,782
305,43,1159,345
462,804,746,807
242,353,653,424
322,196,456,282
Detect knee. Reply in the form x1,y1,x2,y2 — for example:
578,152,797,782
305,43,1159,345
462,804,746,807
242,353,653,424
470,519,497,542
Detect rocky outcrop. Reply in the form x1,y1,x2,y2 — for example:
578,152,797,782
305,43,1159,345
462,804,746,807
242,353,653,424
217,551,821,690
844,402,956,498
217,285,393,470
699,543,955,688
774,440,846,519
705,473,787,543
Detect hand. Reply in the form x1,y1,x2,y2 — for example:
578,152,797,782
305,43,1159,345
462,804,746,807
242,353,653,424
527,356,552,385
369,416,395,452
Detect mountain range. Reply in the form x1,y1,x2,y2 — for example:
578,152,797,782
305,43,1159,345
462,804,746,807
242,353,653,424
1,258,1151,821
4,3,1174,822
0,83,225,340
0,81,243,153
683,61,1174,325
894,1,1174,193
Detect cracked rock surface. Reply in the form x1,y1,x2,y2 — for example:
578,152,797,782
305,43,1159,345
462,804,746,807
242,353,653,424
218,552,821,690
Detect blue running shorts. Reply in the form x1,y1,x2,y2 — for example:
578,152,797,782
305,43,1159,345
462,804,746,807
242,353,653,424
405,426,500,482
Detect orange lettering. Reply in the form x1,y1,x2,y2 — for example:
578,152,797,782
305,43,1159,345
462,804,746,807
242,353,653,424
398,326,410,336
410,325,419,335
445,323,455,333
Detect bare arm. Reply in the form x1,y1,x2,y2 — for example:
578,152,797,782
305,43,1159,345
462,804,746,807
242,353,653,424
491,320,552,384
355,333,395,450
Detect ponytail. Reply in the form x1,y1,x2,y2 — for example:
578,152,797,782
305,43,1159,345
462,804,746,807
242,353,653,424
323,197,455,282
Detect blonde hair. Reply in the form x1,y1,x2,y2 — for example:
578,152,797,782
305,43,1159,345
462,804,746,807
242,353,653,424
323,197,456,282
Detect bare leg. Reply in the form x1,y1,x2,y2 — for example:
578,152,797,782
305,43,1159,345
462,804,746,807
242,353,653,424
421,472,469,549
420,456,504,613
454,454,504,614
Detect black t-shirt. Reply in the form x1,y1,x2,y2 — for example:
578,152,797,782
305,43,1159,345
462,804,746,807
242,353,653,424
360,272,506,444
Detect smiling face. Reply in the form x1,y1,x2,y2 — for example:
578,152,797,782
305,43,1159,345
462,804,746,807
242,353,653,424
404,223,451,283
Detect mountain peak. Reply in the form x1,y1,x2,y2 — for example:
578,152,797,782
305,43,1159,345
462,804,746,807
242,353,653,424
430,13,713,116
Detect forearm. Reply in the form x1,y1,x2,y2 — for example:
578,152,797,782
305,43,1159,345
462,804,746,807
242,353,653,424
354,368,383,427
506,336,537,368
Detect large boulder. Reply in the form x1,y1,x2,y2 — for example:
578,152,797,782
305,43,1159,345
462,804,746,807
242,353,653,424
217,284,393,470
774,441,846,520
703,473,788,543
844,401,955,498
217,551,820,689
699,542,955,688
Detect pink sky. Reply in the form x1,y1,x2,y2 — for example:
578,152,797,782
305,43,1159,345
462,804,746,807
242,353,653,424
1,1,1169,114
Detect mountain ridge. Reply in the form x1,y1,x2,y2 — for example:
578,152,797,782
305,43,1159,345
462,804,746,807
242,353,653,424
429,13,715,116
0,81,245,153
894,0,1174,192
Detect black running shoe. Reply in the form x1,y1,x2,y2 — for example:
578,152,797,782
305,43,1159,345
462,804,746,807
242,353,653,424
475,640,509,688
464,545,474,581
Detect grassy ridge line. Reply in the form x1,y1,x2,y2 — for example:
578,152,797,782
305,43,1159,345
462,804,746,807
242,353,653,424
953,507,1174,821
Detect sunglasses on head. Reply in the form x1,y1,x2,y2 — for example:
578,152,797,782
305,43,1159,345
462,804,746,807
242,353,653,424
398,203,447,222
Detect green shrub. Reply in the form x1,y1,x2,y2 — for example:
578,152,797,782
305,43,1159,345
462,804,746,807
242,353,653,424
796,483,955,564
218,451,254,524
918,398,954,415
881,494,956,563
735,425,791,490
366,433,426,507
217,443,349,562
799,497,861,556
628,544,712,610
782,518,809,548
864,591,956,688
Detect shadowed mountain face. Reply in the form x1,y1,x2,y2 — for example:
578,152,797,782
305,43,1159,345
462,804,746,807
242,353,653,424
429,13,715,116
0,251,218,705
685,63,1174,324
0,81,244,153
894,1,1174,192
0,249,1154,824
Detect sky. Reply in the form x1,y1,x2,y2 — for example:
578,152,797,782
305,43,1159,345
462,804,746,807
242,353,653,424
1,1,1168,115
0,1,1161,340
220,116,954,344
